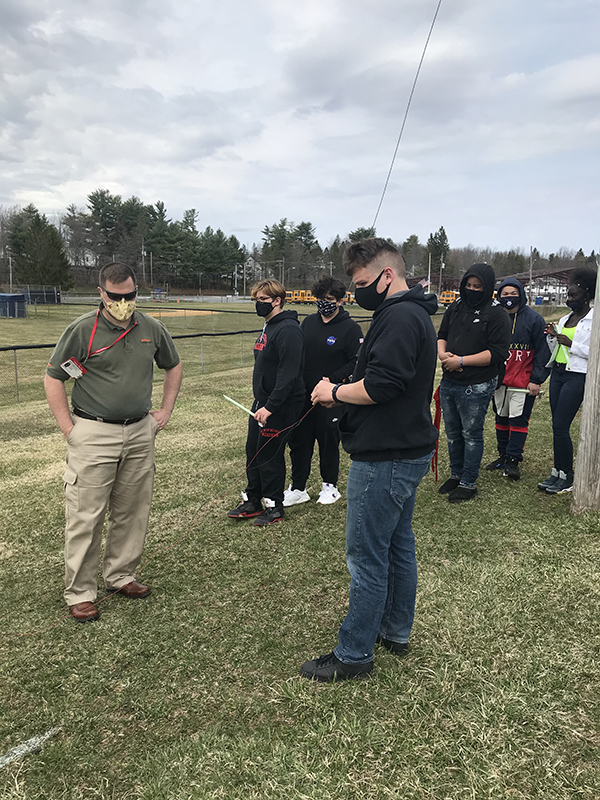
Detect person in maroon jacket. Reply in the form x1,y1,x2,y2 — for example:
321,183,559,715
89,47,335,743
485,277,550,481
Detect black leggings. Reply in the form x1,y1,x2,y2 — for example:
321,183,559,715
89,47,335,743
549,368,586,474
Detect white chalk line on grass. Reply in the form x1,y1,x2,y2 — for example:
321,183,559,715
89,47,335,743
0,727,61,769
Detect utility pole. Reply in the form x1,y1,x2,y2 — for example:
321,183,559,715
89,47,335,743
141,238,146,286
427,252,431,290
572,252,600,513
438,260,445,295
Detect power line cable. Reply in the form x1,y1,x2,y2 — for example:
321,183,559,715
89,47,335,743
372,0,445,230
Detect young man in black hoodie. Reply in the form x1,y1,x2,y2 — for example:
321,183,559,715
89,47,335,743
284,275,363,507
437,263,511,502
227,279,305,525
299,239,438,682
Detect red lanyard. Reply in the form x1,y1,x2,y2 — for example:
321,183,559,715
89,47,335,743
85,309,137,361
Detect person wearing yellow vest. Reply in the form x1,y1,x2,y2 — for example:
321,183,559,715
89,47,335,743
539,267,597,495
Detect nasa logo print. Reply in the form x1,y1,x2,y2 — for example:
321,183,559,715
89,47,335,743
326,335,337,346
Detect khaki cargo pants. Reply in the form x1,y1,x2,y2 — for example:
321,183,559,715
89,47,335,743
62,414,158,605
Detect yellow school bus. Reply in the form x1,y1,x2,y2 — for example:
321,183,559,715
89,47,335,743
440,290,459,306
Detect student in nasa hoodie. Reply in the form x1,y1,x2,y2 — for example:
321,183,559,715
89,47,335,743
485,278,550,481
284,275,364,507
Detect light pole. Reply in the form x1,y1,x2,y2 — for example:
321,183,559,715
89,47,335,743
438,260,445,295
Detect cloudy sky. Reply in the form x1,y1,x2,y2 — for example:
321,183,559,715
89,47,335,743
2,0,599,254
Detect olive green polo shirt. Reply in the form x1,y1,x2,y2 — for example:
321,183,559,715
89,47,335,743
46,306,180,419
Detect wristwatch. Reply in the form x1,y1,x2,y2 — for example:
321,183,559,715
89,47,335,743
331,383,343,403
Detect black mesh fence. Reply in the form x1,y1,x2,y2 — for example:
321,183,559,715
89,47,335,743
0,304,373,407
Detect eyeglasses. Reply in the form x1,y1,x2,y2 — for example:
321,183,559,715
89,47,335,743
103,289,138,302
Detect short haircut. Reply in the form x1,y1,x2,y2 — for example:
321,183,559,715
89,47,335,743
99,262,137,288
570,267,597,298
250,279,286,306
312,275,347,300
343,237,405,278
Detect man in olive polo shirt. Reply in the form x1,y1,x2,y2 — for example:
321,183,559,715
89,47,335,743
44,262,182,623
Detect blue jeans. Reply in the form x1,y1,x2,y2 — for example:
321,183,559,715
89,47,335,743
549,368,586,473
439,377,496,487
334,453,434,665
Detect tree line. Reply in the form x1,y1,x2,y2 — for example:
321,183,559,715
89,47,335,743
0,191,596,293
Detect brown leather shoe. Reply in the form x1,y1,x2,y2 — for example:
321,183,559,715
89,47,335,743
107,580,151,599
69,601,99,623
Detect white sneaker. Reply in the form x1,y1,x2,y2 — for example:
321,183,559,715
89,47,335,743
283,485,311,507
317,483,341,505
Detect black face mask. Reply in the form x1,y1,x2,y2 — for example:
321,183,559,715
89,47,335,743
354,269,389,311
499,295,519,310
464,288,484,307
255,299,274,317
566,298,586,313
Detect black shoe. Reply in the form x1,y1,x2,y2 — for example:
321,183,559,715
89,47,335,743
538,470,559,491
227,496,263,519
253,504,284,525
438,477,460,495
485,455,506,471
376,635,409,656
503,456,521,481
545,470,574,495
299,651,373,682
448,484,478,503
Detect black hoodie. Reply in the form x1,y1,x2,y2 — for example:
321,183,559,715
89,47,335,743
438,263,511,385
300,307,364,393
339,284,439,461
252,309,305,412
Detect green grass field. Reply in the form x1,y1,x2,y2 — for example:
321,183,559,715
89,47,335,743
1,351,599,798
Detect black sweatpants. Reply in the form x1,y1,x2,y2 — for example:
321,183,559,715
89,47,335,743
288,398,341,490
245,400,304,505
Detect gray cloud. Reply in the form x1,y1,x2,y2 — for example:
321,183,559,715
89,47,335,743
0,0,599,253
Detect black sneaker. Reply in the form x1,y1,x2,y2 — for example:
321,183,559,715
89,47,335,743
376,635,409,656
485,455,506,471
448,484,478,503
227,496,263,519
503,456,521,481
538,469,559,491
253,504,284,525
299,651,373,682
545,470,574,495
438,477,460,495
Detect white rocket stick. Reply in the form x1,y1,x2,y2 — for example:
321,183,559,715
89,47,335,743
223,395,264,426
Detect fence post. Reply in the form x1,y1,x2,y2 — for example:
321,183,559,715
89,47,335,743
201,336,204,374
240,333,243,366
13,349,19,402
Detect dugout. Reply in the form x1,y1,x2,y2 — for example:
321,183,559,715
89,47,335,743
0,293,27,318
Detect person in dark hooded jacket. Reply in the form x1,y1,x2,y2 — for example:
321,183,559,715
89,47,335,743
299,239,438,683
485,278,550,480
437,263,511,502
227,279,305,526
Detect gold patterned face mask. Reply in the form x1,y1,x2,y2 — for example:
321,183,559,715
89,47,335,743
104,298,136,321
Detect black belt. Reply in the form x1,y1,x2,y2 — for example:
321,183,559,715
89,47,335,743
552,362,567,373
73,408,148,426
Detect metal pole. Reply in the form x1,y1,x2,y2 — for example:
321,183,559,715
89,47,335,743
13,349,19,402
201,336,204,373
8,255,13,293
427,252,431,289
240,333,243,366
529,246,533,305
